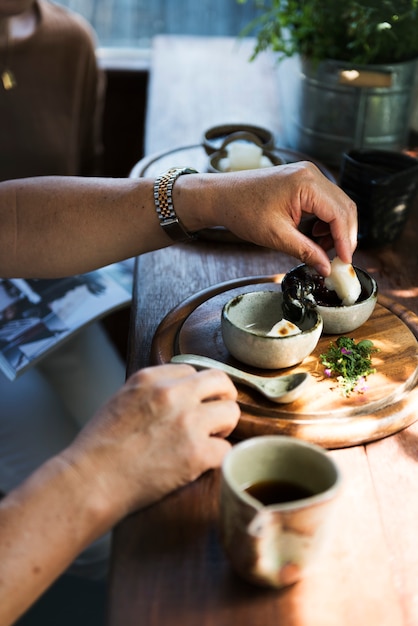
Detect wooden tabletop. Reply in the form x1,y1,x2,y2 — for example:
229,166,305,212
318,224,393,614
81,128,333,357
107,36,418,626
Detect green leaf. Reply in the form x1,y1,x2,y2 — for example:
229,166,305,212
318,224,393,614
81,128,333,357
236,0,418,64
320,336,379,397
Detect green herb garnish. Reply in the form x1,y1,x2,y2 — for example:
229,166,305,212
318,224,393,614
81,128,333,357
320,337,379,397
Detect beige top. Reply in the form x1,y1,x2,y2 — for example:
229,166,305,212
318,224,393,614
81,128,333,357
0,0,103,180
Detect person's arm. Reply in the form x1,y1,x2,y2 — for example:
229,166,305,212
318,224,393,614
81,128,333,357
0,162,357,279
194,162,358,276
0,364,239,626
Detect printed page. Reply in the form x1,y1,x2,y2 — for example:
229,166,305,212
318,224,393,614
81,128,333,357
0,263,133,381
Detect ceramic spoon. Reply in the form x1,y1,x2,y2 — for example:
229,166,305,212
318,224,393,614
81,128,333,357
171,354,311,404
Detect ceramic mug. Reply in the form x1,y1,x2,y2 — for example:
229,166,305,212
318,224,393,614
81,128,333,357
220,435,342,588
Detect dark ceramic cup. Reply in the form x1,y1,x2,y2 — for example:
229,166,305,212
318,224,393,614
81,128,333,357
339,149,418,248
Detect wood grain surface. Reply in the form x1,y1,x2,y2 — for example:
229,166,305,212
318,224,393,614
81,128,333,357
108,36,418,626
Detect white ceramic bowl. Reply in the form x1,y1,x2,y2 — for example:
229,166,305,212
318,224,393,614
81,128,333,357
221,290,323,369
282,264,378,335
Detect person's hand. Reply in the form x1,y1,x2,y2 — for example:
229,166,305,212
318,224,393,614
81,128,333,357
62,363,240,522
190,162,357,277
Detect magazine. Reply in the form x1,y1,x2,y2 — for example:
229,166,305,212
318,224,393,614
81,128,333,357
0,262,133,381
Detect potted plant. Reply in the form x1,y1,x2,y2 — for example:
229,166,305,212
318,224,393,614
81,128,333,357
237,0,418,165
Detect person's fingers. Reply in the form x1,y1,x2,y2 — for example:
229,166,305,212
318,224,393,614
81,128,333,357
314,233,335,254
273,219,332,276
179,367,239,403
198,398,241,438
311,220,331,238
134,364,238,401
311,221,346,264
196,435,234,469
298,214,357,274
325,209,358,265
293,164,358,262
130,362,196,385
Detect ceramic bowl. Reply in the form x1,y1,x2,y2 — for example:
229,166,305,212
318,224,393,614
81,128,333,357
221,290,323,369
282,264,378,335
203,123,275,156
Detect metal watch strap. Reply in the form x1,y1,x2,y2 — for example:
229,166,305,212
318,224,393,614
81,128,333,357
153,167,198,242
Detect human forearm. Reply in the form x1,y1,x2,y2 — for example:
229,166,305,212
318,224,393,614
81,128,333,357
0,454,114,626
0,364,240,625
0,176,168,278
0,164,357,279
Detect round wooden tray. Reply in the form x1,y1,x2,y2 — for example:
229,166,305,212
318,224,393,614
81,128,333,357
130,145,337,243
150,276,418,449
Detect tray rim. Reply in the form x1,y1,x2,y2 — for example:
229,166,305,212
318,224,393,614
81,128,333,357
150,274,418,448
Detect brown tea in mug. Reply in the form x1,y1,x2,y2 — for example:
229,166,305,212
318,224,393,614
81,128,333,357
245,479,314,506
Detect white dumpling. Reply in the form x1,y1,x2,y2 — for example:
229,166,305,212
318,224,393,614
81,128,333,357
324,257,361,306
267,318,301,337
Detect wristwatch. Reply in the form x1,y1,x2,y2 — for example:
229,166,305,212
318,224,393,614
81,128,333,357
153,166,198,242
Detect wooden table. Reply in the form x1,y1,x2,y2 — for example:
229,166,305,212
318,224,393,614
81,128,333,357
107,36,418,626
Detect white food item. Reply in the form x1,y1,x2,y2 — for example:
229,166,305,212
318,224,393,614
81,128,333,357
218,155,274,172
324,257,361,305
267,318,301,337
227,141,263,170
217,141,274,172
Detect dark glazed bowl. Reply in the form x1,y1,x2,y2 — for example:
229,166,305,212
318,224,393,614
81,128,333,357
282,264,378,334
203,123,275,156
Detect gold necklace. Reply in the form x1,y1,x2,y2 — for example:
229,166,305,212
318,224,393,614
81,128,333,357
1,25,16,91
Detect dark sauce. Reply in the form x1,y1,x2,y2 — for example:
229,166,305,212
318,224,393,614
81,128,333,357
245,479,315,506
290,266,368,307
